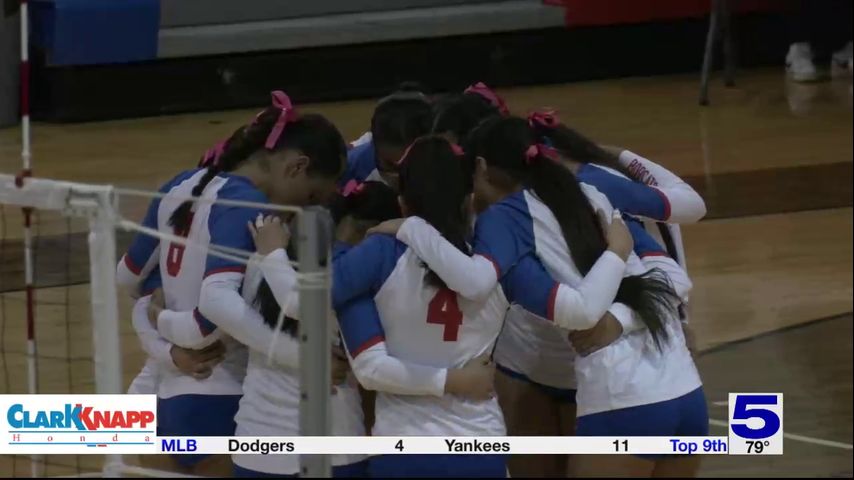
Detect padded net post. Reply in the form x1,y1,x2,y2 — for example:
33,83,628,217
297,207,332,478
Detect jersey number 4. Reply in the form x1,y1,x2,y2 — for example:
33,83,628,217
427,288,463,341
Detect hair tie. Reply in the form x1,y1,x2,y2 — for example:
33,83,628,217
528,109,560,129
199,139,228,168
464,82,509,116
524,143,559,165
341,179,365,197
396,142,416,166
263,91,299,150
450,143,465,156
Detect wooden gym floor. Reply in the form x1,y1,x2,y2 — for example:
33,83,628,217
0,68,851,477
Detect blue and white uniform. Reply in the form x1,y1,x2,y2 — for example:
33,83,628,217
330,230,626,477
118,169,263,465
391,184,703,431
127,269,170,395
339,133,386,187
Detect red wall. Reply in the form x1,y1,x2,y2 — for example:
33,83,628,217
544,0,786,27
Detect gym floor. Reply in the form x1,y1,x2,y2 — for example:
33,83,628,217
1,68,851,477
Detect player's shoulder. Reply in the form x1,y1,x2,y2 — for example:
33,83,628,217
360,233,407,259
578,182,614,215
160,168,204,193
344,140,378,182
214,173,269,203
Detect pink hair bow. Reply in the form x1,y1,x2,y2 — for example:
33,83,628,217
528,109,560,129
341,179,365,197
524,143,559,164
464,82,509,116
199,139,228,168
450,143,465,156
263,91,299,150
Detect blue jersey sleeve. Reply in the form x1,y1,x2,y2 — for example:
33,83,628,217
140,268,163,296
625,216,668,258
205,177,269,276
331,234,404,309
499,254,560,320
472,193,536,277
338,141,378,188
336,295,386,358
124,169,199,274
577,164,670,221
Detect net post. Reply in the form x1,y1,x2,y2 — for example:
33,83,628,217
86,188,124,477
297,207,332,478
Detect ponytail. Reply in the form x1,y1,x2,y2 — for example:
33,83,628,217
398,136,474,288
469,116,677,347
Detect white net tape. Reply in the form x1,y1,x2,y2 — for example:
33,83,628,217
1,174,332,478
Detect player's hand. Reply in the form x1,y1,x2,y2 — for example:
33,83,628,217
331,345,351,391
366,218,406,237
248,214,291,256
445,354,495,401
170,341,226,380
569,312,623,357
147,288,165,329
601,210,633,261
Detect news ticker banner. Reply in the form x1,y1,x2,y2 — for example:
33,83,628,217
1,393,783,456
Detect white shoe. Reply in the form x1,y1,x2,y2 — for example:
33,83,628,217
786,43,819,82
831,41,853,76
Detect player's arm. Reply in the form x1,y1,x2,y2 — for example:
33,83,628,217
500,252,626,331
330,235,400,309
116,197,162,295
392,207,531,302
616,149,707,223
132,295,174,367
578,164,675,222
256,248,299,314
338,297,447,396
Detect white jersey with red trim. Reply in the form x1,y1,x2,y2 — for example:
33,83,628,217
121,169,255,399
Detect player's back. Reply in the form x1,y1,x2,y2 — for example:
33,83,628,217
369,235,507,437
153,170,250,398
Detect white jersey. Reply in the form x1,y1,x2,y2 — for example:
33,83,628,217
232,254,365,474
335,238,506,437
391,186,701,417
119,169,254,399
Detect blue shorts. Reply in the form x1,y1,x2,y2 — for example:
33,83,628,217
157,394,241,467
369,454,506,478
576,387,709,458
497,364,577,404
233,460,368,478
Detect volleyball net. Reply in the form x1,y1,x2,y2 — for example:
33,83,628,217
0,173,335,478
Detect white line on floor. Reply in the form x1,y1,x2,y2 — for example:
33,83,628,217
709,419,854,450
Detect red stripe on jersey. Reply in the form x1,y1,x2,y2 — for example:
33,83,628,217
547,283,560,321
651,187,671,221
351,335,384,358
204,266,247,278
123,254,142,275
476,253,502,278
640,251,670,258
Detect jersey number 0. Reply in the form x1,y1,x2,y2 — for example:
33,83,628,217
427,288,463,341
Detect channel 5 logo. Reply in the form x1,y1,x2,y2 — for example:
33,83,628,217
728,393,783,455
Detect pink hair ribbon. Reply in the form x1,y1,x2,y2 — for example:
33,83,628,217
199,139,228,168
264,90,299,150
464,82,509,116
450,143,465,156
524,143,559,165
528,109,560,129
341,179,365,197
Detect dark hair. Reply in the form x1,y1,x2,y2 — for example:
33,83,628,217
329,181,401,226
468,117,678,347
432,93,501,142
399,136,474,288
170,100,346,232
371,92,433,151
255,181,401,335
530,116,683,268
528,117,632,178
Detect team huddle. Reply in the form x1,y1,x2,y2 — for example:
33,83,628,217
116,82,709,478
